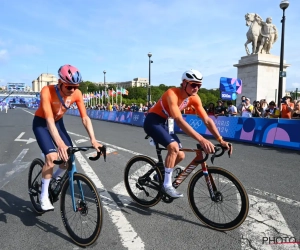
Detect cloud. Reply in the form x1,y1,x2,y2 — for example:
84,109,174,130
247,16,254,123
0,50,9,62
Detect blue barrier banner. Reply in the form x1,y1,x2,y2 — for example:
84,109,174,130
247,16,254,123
107,111,117,121
131,112,146,127
66,110,300,151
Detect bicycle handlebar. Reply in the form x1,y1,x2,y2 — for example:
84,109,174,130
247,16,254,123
53,145,107,165
195,143,232,164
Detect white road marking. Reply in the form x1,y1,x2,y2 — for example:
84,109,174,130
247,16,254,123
85,147,116,158
73,142,145,250
241,195,299,250
249,187,300,208
74,139,88,144
14,132,36,144
0,149,30,188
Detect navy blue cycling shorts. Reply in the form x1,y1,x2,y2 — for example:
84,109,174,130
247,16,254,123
32,116,72,155
143,113,182,148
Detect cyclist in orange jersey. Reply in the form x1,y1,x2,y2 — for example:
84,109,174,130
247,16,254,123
144,69,232,198
32,64,102,211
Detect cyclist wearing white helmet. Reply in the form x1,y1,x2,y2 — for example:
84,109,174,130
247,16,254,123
144,69,232,198
32,64,103,211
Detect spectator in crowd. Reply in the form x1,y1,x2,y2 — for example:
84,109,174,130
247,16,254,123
184,106,196,114
147,101,153,110
264,101,280,118
252,101,263,117
138,103,144,112
214,100,226,117
206,102,215,116
227,101,237,117
143,103,148,112
241,97,253,117
292,100,300,119
4,102,8,113
237,95,246,115
280,96,294,119
260,99,268,117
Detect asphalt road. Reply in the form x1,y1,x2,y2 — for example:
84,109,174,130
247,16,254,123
0,108,299,250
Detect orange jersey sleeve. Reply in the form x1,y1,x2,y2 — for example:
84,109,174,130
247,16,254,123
149,87,207,119
35,85,87,121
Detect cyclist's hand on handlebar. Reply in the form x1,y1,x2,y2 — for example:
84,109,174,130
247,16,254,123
220,140,233,156
91,140,103,152
199,138,215,154
57,144,69,162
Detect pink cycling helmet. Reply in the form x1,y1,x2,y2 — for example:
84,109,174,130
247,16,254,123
58,64,82,84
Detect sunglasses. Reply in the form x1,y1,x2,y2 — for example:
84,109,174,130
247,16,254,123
64,84,79,90
190,83,202,89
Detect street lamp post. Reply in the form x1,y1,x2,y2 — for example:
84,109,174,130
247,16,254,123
277,0,289,107
103,70,106,104
147,52,153,102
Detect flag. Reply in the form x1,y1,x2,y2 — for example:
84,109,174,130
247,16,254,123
121,88,129,95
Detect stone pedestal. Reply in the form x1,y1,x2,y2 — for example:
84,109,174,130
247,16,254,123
233,54,290,105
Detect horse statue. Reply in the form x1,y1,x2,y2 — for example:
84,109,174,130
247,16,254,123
244,13,263,55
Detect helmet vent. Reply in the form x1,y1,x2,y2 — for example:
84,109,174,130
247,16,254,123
192,74,203,81
185,73,194,79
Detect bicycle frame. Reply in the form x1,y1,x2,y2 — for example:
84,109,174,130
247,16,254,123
154,143,217,200
52,154,85,212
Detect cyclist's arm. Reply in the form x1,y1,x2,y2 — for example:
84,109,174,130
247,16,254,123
76,92,100,149
167,93,205,143
41,87,66,147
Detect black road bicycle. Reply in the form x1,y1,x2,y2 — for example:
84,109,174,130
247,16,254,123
124,136,249,231
28,145,106,246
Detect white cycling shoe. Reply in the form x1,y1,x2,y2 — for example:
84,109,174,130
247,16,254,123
39,197,54,211
162,186,183,198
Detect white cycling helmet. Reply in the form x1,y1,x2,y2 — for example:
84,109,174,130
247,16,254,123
182,69,203,83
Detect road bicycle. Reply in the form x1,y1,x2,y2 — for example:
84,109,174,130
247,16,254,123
124,136,249,231
28,145,106,246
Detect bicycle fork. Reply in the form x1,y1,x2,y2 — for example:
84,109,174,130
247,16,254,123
202,163,218,202
68,155,85,212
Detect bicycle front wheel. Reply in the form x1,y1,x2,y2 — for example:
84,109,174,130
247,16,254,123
28,158,45,215
60,173,102,247
188,167,249,231
124,155,162,207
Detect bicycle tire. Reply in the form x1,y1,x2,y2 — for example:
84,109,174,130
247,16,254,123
124,155,163,207
28,158,45,215
188,167,249,231
60,173,102,247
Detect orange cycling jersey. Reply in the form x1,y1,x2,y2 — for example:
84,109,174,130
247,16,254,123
35,85,87,121
149,87,208,119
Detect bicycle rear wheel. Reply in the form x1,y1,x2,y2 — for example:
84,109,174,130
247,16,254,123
60,173,102,247
28,158,45,215
124,155,162,207
188,167,249,231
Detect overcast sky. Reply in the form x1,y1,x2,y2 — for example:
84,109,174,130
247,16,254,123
0,0,299,90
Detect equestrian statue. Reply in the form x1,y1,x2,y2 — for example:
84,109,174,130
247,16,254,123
244,13,278,55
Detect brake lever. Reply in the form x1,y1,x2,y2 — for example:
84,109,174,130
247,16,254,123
211,147,222,165
88,145,107,162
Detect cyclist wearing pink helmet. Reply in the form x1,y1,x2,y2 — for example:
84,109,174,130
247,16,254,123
33,64,102,211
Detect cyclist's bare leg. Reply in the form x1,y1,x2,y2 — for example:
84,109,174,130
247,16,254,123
40,152,57,210
42,152,58,179
163,142,184,198
174,151,185,166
